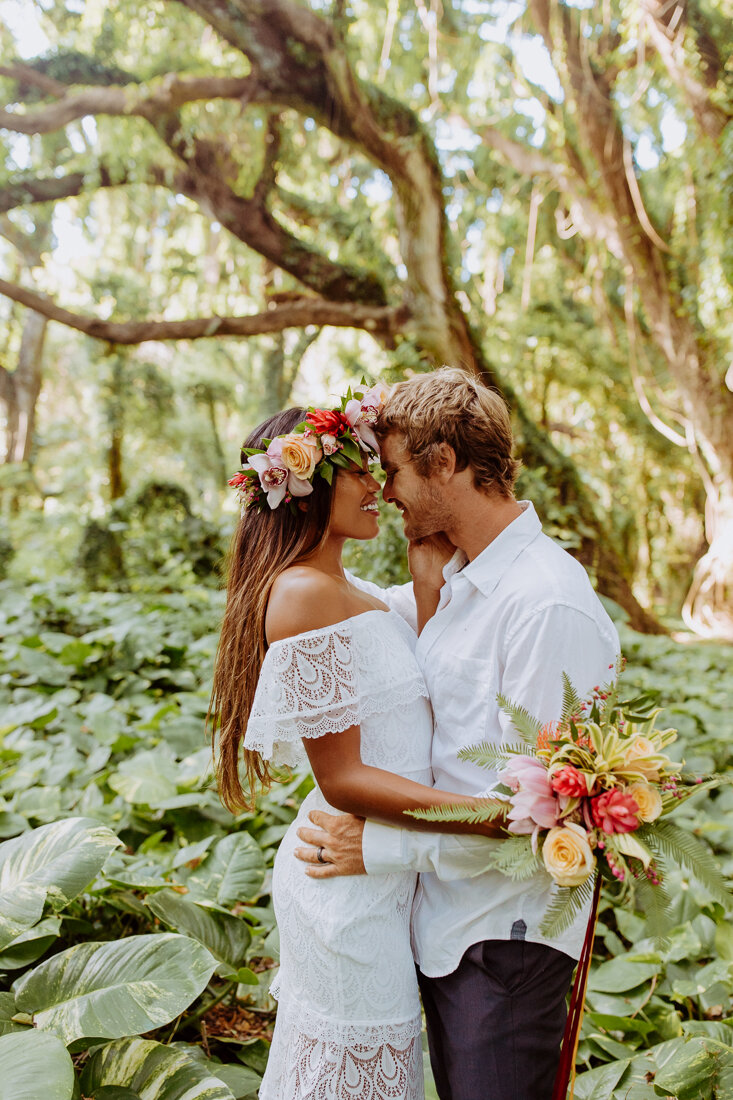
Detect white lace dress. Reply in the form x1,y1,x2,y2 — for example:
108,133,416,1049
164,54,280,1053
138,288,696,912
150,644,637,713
245,608,433,1100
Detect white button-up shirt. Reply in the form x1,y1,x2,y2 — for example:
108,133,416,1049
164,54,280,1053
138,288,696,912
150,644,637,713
356,501,620,977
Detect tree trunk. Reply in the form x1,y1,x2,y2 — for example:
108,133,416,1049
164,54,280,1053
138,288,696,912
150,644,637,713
0,308,47,464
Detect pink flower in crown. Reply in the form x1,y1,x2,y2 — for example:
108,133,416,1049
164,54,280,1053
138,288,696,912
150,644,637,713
503,756,562,849
249,437,313,509
590,789,640,834
321,433,342,456
344,382,390,453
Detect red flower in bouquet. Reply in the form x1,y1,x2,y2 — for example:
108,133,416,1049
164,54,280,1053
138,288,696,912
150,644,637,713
551,765,588,798
305,409,349,435
590,789,640,834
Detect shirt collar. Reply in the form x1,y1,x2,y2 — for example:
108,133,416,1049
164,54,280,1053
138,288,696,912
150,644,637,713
446,500,541,599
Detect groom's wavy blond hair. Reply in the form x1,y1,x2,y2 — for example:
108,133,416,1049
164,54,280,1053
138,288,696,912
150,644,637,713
377,367,520,498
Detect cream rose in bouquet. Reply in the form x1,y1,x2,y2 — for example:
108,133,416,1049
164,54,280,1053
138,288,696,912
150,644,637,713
410,664,732,936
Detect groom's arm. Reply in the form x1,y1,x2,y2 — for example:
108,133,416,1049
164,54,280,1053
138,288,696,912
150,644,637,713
296,812,501,879
297,601,619,879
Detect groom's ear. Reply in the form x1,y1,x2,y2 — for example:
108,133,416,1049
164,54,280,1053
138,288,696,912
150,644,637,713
431,442,457,482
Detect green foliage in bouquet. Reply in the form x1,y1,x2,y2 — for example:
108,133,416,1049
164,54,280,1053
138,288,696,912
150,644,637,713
408,668,733,939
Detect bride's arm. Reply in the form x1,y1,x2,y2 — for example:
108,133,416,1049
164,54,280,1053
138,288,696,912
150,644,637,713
304,730,505,839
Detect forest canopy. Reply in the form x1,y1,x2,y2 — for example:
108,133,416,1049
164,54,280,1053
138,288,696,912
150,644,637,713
0,0,732,635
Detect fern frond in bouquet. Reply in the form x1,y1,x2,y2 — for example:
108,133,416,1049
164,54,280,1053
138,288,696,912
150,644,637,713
407,661,732,937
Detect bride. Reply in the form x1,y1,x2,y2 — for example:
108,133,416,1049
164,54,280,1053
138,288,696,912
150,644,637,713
209,385,499,1100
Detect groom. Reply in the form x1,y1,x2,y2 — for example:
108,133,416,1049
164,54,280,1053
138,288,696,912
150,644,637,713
295,367,619,1100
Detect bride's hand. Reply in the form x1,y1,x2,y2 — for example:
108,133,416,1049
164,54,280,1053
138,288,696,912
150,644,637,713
408,532,455,592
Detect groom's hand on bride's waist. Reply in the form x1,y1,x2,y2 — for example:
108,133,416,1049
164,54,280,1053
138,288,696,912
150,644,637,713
295,811,366,877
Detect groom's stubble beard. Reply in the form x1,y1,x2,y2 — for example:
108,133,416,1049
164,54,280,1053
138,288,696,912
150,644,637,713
399,478,455,541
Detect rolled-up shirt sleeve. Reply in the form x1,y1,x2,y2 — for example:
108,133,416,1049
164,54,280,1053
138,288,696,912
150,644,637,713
362,821,502,878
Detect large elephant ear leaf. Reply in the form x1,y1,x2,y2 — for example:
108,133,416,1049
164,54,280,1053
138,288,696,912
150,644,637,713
13,933,217,1044
80,1037,236,1100
0,1029,76,1100
145,890,251,970
0,817,121,949
180,833,266,906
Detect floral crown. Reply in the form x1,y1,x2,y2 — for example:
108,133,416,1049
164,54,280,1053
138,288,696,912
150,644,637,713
228,380,390,512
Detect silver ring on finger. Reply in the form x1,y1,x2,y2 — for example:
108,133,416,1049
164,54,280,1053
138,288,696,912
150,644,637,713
316,846,328,864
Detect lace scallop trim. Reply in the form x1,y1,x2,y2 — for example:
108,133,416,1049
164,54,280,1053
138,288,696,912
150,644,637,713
245,677,429,765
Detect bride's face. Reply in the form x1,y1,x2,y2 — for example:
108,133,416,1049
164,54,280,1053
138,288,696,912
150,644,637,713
327,459,381,541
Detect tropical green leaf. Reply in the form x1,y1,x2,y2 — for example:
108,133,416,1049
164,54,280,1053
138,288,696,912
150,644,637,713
495,694,541,744
0,916,61,970
539,876,594,938
0,991,24,1037
13,933,217,1043
180,833,266,906
589,955,661,994
0,1029,75,1100
145,889,251,970
202,1062,261,1099
80,1037,236,1100
0,818,121,949
652,1036,733,1099
108,749,180,806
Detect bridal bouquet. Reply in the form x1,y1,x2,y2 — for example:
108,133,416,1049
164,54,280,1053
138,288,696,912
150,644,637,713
412,667,731,936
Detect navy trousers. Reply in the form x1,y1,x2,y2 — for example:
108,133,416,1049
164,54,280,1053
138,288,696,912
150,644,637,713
417,939,576,1100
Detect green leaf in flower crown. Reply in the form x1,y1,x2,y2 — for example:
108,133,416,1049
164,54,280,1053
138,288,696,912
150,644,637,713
495,694,541,745
0,1029,75,1100
179,832,266,906
318,462,333,485
13,933,217,1043
328,451,352,470
340,437,364,466
145,889,251,970
80,1037,236,1100
0,818,121,949
539,875,594,939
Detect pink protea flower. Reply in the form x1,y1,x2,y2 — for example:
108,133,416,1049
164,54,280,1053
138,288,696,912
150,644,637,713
590,789,640,834
551,765,588,798
504,756,561,846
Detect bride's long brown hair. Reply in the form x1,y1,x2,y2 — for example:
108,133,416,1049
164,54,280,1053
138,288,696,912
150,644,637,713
209,407,333,812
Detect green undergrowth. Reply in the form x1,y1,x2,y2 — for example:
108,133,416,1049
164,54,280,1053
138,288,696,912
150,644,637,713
0,578,730,1098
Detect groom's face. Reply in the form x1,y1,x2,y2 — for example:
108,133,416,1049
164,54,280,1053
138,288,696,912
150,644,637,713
380,432,451,539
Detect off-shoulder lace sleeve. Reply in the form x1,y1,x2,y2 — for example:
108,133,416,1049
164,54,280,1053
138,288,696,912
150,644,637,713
244,612,427,767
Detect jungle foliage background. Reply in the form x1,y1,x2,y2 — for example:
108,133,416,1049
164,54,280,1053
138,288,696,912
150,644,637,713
0,0,731,1097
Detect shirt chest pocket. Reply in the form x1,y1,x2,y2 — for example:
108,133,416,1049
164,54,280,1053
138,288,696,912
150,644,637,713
427,655,495,750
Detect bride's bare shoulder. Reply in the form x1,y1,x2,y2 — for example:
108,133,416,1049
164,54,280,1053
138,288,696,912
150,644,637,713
266,567,351,644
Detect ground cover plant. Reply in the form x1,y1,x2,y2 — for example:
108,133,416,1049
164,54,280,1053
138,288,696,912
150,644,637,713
0,579,730,1099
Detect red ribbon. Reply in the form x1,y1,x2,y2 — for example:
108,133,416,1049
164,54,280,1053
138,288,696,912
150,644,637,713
551,874,602,1100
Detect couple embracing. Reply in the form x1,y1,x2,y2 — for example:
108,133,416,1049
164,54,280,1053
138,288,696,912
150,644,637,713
211,368,619,1100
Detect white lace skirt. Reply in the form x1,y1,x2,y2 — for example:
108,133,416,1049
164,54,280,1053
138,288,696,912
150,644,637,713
260,791,425,1100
